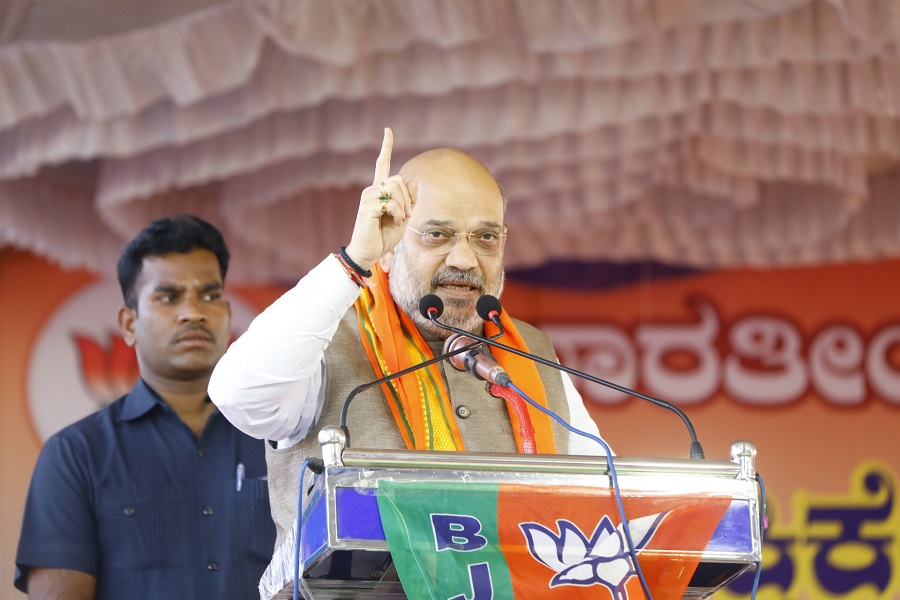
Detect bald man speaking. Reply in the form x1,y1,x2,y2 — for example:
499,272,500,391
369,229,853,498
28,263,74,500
209,128,610,546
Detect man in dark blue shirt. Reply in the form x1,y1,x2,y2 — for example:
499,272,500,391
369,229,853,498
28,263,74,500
15,215,276,599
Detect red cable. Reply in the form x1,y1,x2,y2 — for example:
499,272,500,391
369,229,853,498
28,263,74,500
487,383,537,454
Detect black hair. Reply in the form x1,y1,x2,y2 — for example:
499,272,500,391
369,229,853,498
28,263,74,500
117,214,230,309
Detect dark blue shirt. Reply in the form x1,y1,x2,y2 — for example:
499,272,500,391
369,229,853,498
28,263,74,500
15,378,276,599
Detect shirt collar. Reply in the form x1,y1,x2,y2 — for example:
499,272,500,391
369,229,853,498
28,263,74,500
118,377,217,423
117,378,167,421
123,378,202,421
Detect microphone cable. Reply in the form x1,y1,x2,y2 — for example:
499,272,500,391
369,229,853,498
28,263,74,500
503,379,655,600
749,472,767,600
420,294,654,598
294,456,323,600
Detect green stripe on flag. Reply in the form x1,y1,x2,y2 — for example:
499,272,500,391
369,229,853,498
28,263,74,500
376,480,515,599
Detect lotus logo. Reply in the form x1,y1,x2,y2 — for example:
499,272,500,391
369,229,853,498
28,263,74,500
520,513,668,598
73,333,139,407
27,279,258,442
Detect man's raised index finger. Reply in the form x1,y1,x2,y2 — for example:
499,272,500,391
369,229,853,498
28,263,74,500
373,127,393,185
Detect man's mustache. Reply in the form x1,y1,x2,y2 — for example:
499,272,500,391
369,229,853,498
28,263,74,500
431,269,484,292
172,324,215,343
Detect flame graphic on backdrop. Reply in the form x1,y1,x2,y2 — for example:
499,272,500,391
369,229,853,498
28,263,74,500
72,333,139,407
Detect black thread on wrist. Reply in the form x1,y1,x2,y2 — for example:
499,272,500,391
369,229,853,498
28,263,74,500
338,247,373,278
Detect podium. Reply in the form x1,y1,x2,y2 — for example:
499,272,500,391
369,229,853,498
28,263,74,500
260,428,762,599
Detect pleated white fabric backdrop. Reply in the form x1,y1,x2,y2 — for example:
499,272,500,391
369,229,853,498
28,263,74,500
1,0,899,282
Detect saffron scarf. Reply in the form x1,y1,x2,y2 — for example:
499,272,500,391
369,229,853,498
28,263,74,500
354,264,558,454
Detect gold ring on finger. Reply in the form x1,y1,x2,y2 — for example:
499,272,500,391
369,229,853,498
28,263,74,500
378,181,388,197
379,196,389,214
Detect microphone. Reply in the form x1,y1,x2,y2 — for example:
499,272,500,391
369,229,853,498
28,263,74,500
419,294,443,321
338,333,482,447
476,295,504,332
419,295,706,460
444,333,511,386
419,294,505,341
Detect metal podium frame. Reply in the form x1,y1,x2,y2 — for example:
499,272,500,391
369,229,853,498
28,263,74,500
260,428,761,599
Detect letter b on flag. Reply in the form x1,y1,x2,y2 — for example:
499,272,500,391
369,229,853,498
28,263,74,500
431,514,488,552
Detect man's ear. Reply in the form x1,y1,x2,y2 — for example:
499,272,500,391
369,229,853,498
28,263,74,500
118,306,137,347
379,250,395,273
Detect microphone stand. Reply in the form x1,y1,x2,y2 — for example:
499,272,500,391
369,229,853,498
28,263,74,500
338,335,502,447
427,314,706,460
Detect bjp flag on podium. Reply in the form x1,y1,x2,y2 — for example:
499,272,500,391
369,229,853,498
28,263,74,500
376,481,732,600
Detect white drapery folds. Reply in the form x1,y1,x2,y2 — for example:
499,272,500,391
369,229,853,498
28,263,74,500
1,0,899,282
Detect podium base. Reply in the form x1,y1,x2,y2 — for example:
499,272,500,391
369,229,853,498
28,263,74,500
260,441,761,599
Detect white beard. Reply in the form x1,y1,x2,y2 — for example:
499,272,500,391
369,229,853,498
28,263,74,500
388,240,505,341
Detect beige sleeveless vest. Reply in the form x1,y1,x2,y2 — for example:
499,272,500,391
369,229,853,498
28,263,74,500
264,310,571,548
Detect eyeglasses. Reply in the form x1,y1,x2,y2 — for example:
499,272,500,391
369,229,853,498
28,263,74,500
407,225,507,256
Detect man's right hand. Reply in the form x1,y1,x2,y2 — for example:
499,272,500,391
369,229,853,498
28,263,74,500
344,127,416,270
